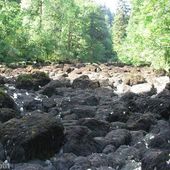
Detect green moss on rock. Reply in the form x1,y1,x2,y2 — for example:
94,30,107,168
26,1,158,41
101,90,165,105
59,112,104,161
16,72,51,90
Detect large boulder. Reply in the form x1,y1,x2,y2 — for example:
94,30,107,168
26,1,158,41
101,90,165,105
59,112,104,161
63,126,101,156
16,72,51,90
105,129,131,148
72,75,100,89
0,112,64,162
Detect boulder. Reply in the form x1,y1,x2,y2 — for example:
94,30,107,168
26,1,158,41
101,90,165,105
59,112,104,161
123,74,146,86
16,72,50,90
126,113,157,132
77,118,110,137
72,75,100,89
63,126,101,156
141,149,170,170
105,129,131,148
0,112,64,162
39,79,71,97
107,102,130,123
51,153,77,170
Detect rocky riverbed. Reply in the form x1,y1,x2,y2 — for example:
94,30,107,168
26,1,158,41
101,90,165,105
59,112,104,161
0,63,170,170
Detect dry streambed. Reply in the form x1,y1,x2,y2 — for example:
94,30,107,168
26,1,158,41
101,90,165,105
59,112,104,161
0,63,170,170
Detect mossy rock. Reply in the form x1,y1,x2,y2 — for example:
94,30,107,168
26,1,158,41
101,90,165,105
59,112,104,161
16,72,51,90
123,74,146,86
0,89,17,109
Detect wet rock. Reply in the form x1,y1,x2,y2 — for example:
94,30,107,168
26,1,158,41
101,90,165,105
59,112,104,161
0,112,64,162
63,126,101,156
141,149,170,170
72,75,100,89
16,72,50,90
105,129,131,148
0,89,17,110
126,113,157,132
0,108,19,123
77,118,110,137
52,153,77,170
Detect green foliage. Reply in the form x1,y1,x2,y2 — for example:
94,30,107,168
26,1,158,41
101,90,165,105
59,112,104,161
115,0,170,71
0,0,114,63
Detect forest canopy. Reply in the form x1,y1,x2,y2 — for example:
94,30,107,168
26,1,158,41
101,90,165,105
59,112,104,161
0,0,170,71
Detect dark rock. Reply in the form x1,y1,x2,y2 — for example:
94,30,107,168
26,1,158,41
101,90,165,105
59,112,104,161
70,106,97,119
0,89,17,110
72,75,100,89
107,102,130,123
0,108,19,123
39,79,71,97
24,98,42,111
42,98,56,112
0,112,64,162
88,153,111,168
141,149,170,170
77,118,110,137
126,113,157,132
61,95,99,111
93,137,111,151
0,143,5,161
52,153,77,170
136,97,170,119
70,156,91,170
110,122,127,130
121,160,141,170
148,121,170,150
105,129,131,148
0,76,6,85
14,163,46,170
63,126,101,156
16,72,50,90
130,130,146,145
103,145,116,154
108,145,140,169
